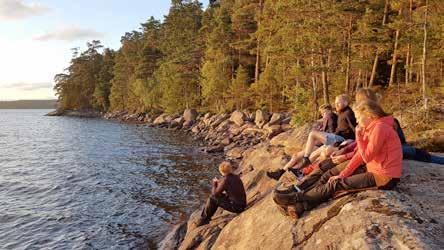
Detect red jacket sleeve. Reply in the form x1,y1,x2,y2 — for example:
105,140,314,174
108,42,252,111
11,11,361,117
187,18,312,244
357,124,387,163
339,151,364,178
343,148,357,160
342,142,357,154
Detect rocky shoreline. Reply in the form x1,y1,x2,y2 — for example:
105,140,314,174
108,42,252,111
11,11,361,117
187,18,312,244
49,108,444,249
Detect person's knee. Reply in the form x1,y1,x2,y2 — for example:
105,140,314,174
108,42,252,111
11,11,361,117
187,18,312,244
319,170,335,184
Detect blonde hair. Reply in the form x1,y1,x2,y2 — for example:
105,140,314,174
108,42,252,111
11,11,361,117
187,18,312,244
355,88,379,103
335,94,349,104
354,100,389,119
219,161,233,176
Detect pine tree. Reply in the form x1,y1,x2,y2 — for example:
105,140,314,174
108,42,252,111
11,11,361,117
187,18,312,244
156,0,204,113
200,2,235,112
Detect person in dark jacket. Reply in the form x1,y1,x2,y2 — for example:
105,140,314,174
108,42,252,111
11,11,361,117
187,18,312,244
319,104,338,134
296,94,357,170
197,161,247,226
266,104,338,180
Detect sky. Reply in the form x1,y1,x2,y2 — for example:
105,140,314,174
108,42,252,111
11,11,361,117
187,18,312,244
0,0,209,101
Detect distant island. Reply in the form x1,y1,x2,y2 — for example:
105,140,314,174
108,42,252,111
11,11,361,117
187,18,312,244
0,100,57,109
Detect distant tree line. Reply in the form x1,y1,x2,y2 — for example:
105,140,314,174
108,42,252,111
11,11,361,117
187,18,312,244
54,0,443,122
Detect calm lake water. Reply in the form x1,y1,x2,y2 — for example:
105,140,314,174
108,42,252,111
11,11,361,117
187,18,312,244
0,110,220,249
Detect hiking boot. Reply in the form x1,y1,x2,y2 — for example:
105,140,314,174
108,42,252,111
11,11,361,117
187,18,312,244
266,169,285,180
296,157,311,170
275,185,296,194
272,191,302,206
275,184,302,195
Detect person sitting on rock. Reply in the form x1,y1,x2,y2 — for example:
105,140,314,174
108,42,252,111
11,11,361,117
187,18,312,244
273,100,403,218
356,88,444,165
197,161,247,226
267,104,339,180
293,94,356,171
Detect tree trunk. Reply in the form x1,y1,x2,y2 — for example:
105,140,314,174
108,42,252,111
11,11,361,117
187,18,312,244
369,0,390,87
345,17,352,93
369,54,379,87
254,0,263,83
321,49,330,105
311,48,318,116
422,0,428,110
389,11,401,87
405,45,410,84
405,0,413,85
296,58,301,87
411,55,415,83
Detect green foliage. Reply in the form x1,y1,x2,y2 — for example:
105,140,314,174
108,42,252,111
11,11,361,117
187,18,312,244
283,85,313,126
228,65,250,110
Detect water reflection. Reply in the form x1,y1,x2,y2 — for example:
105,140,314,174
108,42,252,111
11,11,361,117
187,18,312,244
0,110,221,249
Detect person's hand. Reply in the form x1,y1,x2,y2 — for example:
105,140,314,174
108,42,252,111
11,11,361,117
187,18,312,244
356,125,365,136
330,149,343,157
331,155,346,164
212,177,218,184
328,175,342,183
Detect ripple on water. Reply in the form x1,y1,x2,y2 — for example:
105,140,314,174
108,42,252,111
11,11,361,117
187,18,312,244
0,110,221,249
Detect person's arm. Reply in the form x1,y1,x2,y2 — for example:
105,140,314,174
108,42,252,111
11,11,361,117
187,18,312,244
343,148,357,160
326,114,336,133
338,150,364,178
212,177,226,196
345,113,356,133
394,119,407,144
321,117,328,132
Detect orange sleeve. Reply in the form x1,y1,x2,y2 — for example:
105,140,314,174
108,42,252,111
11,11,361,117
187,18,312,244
339,150,364,178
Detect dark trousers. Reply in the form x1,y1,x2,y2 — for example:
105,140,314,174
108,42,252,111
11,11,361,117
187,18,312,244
298,158,345,191
293,163,399,210
301,167,375,207
201,194,245,222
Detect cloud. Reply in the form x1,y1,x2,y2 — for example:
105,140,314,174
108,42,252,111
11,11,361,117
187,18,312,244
34,27,105,42
0,0,50,20
1,82,53,91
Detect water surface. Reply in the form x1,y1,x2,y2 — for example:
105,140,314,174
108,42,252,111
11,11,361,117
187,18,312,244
0,110,220,249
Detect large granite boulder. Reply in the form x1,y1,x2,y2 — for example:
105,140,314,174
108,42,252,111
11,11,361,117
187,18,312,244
183,109,198,123
230,111,246,127
255,109,270,128
268,112,284,126
212,194,294,250
153,114,172,125
270,123,312,155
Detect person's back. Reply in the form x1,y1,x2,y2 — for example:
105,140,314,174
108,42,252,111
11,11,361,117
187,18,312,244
197,162,247,226
223,173,247,208
364,116,403,178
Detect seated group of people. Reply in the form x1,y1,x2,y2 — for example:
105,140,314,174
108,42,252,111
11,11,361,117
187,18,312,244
196,88,443,226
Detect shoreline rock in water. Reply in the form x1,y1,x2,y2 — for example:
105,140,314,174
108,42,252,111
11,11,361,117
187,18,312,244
45,109,102,118
49,108,444,249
